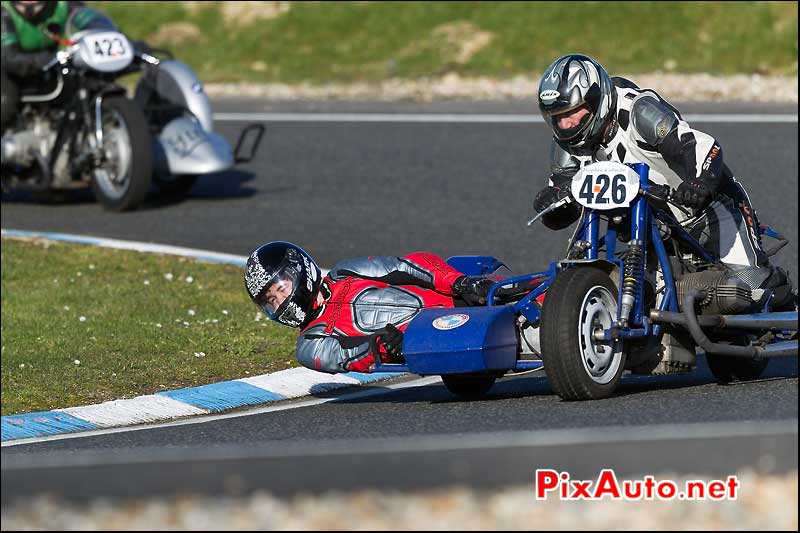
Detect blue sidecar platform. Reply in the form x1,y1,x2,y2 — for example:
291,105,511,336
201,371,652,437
401,305,517,375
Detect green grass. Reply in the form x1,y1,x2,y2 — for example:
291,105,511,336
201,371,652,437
0,237,298,416
89,1,798,84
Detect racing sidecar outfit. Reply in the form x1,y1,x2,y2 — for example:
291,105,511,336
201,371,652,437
541,79,769,270
296,252,464,374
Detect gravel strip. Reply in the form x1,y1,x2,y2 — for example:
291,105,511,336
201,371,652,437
2,470,796,530
204,73,799,103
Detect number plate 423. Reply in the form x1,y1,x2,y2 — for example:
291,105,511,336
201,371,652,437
571,162,641,210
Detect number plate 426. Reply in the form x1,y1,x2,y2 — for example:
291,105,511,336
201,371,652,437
571,162,640,210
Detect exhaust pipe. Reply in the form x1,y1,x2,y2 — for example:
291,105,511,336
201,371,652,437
650,310,798,331
680,289,797,359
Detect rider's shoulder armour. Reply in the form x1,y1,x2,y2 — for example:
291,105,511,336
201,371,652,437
630,95,679,147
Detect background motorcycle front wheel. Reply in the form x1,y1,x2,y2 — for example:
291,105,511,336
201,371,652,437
90,96,153,211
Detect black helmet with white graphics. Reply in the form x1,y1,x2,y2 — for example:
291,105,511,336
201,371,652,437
245,242,322,328
538,54,617,148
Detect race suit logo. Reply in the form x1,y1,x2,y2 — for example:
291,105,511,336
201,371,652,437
433,314,470,330
702,144,721,171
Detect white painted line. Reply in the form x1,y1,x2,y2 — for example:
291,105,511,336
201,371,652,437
2,376,442,447
2,229,247,266
213,112,798,124
57,396,208,428
1,229,331,277
238,367,361,398
3,419,795,468
684,114,797,123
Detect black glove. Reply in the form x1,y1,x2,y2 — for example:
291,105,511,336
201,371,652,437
451,275,495,306
674,180,712,210
375,323,404,360
533,185,570,213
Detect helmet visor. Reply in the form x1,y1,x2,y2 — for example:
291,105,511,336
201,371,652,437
254,267,298,318
548,104,594,142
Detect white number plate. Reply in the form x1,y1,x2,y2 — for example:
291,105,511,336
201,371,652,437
79,31,133,72
571,162,641,210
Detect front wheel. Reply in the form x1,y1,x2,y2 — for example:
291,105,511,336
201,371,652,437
441,374,496,399
540,267,626,400
90,96,153,211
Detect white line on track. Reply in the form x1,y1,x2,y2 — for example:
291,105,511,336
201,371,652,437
213,112,798,123
3,418,795,466
0,376,443,448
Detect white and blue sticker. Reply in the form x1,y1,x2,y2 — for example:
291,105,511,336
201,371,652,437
432,313,470,331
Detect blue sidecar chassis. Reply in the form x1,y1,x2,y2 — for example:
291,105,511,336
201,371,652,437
372,256,553,376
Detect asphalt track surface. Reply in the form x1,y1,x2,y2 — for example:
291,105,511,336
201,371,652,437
1,100,797,499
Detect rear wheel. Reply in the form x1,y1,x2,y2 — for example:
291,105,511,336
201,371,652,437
707,353,769,384
441,374,496,399
90,96,153,211
540,267,626,400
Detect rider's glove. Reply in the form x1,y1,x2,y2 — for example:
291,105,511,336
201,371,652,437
451,275,495,306
375,323,404,361
533,185,570,213
674,180,712,210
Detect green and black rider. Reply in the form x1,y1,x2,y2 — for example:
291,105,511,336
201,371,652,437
1,1,104,129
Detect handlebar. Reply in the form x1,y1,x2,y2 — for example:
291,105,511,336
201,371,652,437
642,183,673,203
527,194,572,226
41,45,78,72
527,182,692,227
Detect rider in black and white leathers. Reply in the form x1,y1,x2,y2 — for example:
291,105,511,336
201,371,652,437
533,55,796,375
533,55,794,311
541,78,766,267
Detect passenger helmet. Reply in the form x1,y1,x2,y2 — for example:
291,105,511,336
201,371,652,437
245,242,322,328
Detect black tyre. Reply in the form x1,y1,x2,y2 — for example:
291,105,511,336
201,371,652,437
90,96,153,211
706,353,769,384
441,374,496,399
540,267,626,401
155,174,198,197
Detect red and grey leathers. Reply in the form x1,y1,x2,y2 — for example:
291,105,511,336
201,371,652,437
296,252,464,374
540,78,768,269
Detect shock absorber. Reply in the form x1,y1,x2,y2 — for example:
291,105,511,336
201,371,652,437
619,240,644,326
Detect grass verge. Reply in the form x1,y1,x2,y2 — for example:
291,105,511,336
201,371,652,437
1,237,297,416
90,1,798,84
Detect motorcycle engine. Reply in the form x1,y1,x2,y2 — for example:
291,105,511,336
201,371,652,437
1,112,74,187
675,270,753,315
1,114,55,168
